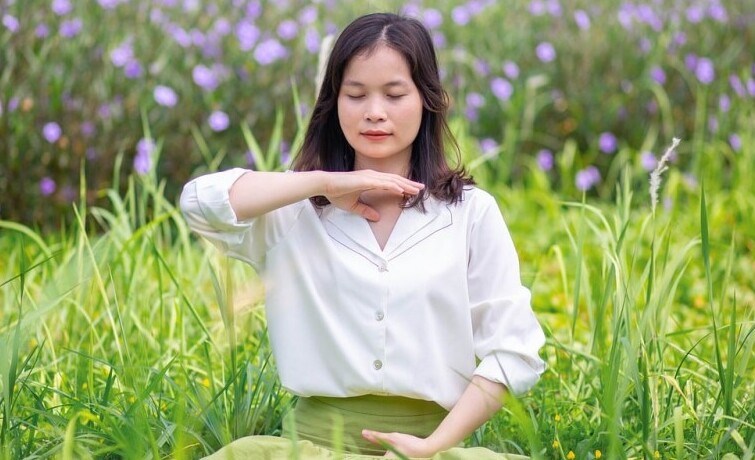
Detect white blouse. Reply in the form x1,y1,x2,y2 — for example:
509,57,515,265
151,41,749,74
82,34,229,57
180,168,546,410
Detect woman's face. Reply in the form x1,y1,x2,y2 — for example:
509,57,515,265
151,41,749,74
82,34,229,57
337,45,423,173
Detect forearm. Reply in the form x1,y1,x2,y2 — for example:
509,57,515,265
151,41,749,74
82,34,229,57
229,170,327,220
425,375,506,453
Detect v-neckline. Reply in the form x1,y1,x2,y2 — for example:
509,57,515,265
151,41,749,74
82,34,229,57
367,208,404,252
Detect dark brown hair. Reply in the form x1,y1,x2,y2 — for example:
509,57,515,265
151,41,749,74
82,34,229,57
292,12,474,210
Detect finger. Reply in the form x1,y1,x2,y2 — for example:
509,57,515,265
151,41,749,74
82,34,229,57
351,202,380,222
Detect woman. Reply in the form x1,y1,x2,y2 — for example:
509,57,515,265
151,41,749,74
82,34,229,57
181,12,546,459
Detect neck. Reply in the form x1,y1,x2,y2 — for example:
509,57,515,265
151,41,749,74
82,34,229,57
354,154,411,178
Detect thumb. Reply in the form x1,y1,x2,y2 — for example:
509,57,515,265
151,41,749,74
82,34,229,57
362,429,389,444
351,202,380,222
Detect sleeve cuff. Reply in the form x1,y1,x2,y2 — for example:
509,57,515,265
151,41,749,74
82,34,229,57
473,351,546,395
192,168,253,232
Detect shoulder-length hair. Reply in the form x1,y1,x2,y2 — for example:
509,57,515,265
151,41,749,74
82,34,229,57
292,12,474,210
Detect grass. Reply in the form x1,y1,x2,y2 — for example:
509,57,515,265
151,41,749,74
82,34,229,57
1,127,754,459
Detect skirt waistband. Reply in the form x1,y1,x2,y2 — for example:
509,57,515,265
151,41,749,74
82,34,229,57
308,394,447,417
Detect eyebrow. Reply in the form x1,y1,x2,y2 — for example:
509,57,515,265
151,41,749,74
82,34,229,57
342,79,410,89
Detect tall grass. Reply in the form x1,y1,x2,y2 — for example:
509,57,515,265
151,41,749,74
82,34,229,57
2,119,754,458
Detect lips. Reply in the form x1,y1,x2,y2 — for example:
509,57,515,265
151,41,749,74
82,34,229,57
362,130,391,140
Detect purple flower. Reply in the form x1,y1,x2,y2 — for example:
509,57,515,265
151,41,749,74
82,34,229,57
617,6,634,30
672,32,687,47
432,31,446,49
110,42,133,67
686,6,704,23
708,4,727,22
719,94,730,112
134,151,151,175
490,77,513,101
422,9,443,29
2,14,20,33
305,28,320,54
729,75,745,97
747,78,755,96
35,23,50,38
235,21,260,51
59,18,83,38
640,151,657,171
574,9,590,29
729,134,742,152
8,97,19,112
536,149,554,171
208,110,230,132
98,0,120,9
134,138,155,174
479,138,498,155
40,177,57,196
254,38,288,65
598,132,618,154
277,19,298,40
246,0,262,19
546,0,562,17
535,42,556,63
182,0,200,13
124,60,143,79
154,85,178,107
575,167,598,191
684,53,698,72
474,59,490,77
86,147,97,160
168,25,191,48
213,18,232,36
466,92,485,109
529,0,546,16
52,0,73,16
280,141,291,164
298,6,318,25
80,121,96,137
192,64,219,91
43,122,62,143
638,38,652,54
637,4,662,31
451,6,470,25
650,66,666,84
502,60,519,79
708,116,718,133
190,28,206,47
137,138,155,157
464,107,478,122
695,58,715,85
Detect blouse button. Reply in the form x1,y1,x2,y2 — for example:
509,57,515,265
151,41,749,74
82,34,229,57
375,311,384,321
373,360,383,370
378,262,388,272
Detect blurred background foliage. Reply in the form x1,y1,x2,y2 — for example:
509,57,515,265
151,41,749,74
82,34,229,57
0,0,753,228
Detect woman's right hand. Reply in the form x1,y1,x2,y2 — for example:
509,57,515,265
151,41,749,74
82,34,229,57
322,170,425,221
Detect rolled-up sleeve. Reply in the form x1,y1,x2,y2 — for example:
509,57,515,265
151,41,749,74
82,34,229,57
468,193,546,394
179,168,304,271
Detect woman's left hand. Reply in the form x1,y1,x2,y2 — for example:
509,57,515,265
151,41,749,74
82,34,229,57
362,429,438,458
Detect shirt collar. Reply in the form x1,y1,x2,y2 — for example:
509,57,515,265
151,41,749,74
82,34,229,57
322,195,452,263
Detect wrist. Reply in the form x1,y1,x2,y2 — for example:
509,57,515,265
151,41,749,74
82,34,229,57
303,170,330,198
424,432,453,454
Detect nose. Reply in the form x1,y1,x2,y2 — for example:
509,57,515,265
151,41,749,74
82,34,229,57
364,98,387,122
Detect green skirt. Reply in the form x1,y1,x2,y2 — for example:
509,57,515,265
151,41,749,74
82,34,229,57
202,395,528,459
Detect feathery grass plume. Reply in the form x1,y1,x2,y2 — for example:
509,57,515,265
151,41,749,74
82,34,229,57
649,137,681,213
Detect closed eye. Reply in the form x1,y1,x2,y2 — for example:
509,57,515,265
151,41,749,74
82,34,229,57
346,94,365,100
387,94,406,99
